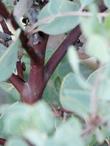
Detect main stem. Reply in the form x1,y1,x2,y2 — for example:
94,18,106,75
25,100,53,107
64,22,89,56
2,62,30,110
21,34,48,103
19,26,81,104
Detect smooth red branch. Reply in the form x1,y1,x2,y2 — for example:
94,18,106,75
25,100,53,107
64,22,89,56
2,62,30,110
98,1,107,12
9,74,25,94
0,1,19,30
0,1,10,19
22,26,81,104
27,34,48,64
0,138,6,145
27,34,48,86
0,17,12,35
21,34,48,104
16,61,25,79
44,25,81,82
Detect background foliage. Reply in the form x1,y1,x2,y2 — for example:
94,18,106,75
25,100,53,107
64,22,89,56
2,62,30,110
0,0,110,146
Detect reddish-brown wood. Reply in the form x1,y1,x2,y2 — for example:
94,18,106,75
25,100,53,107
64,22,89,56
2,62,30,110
0,138,6,146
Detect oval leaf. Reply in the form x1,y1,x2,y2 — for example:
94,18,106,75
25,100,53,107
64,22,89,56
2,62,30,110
60,73,90,119
53,117,84,146
38,0,80,35
104,0,110,9
0,29,21,82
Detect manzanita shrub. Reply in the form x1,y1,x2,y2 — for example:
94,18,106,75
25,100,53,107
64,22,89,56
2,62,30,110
0,0,110,146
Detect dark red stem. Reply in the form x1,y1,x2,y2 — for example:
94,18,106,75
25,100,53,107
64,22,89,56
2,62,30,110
0,17,12,35
21,34,48,103
0,1,10,19
0,138,6,145
44,26,81,82
9,74,25,94
9,26,81,104
16,61,25,79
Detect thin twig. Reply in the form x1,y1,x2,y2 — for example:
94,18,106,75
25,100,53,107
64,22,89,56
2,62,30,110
0,16,12,35
44,25,81,82
21,34,48,104
90,66,102,118
16,61,25,79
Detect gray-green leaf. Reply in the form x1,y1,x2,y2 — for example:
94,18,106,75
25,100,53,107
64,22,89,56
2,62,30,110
60,73,90,119
0,29,21,82
38,0,80,35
